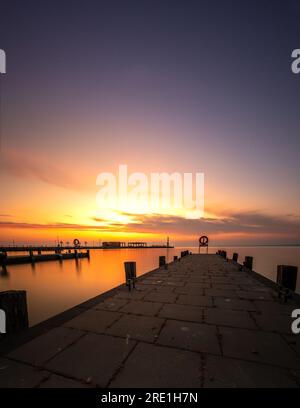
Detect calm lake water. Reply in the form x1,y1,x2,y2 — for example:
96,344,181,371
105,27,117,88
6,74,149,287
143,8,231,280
1,246,299,326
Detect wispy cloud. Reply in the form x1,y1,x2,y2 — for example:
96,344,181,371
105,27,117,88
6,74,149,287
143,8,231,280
0,221,117,232
1,211,299,243
106,210,300,238
0,150,90,191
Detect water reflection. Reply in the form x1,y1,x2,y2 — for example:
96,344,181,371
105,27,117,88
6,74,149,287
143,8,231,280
0,265,9,278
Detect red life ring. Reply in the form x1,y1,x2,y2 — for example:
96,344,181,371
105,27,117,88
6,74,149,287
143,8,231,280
73,239,80,247
199,236,209,246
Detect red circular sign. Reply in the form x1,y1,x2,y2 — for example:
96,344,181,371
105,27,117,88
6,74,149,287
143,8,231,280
199,236,209,246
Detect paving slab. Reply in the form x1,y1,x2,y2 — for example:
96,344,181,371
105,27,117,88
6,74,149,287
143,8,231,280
110,343,202,388
150,285,176,293
64,309,121,333
106,314,164,342
220,326,300,368
205,309,257,330
203,355,298,387
120,300,163,316
159,303,203,323
93,297,129,311
214,297,257,311
157,319,221,354
177,294,213,307
237,290,274,301
7,327,84,366
0,358,47,388
254,313,294,334
114,290,146,300
45,333,136,387
283,335,300,357
174,286,207,295
253,300,296,315
205,289,238,298
143,291,178,303
39,374,91,388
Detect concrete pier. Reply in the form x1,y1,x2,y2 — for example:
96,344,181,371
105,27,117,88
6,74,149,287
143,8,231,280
0,254,300,388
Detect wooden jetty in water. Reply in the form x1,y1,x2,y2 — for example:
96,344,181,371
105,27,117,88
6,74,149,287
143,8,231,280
0,250,90,266
0,242,173,253
0,253,299,387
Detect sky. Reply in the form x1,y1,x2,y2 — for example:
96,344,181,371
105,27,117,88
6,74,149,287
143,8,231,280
0,0,300,246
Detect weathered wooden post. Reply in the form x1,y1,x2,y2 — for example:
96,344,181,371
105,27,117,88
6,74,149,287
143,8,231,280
243,256,253,270
124,261,136,291
277,265,298,292
159,256,166,267
74,249,78,259
0,290,29,334
87,249,90,258
0,251,7,267
232,252,238,262
29,250,35,263
173,255,178,261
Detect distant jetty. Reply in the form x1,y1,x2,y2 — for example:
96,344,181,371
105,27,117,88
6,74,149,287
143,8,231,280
0,250,90,266
0,241,173,253
0,242,173,266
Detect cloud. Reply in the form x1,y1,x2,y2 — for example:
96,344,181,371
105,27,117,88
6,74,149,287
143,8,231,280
0,150,89,191
0,221,119,232
0,211,299,243
113,210,300,238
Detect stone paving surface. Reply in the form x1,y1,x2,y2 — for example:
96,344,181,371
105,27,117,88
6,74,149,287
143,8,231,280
1,254,300,388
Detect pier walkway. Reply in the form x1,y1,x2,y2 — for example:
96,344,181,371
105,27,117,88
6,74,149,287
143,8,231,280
1,254,300,387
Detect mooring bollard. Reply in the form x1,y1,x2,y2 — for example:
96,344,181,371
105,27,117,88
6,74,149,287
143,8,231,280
0,290,29,334
173,255,178,261
124,261,137,291
232,252,238,262
243,256,253,270
277,265,298,292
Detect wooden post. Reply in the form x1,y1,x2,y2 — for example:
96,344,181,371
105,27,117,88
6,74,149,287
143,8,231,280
220,250,227,259
0,290,29,334
159,256,166,267
243,256,253,270
0,251,7,267
173,255,178,261
232,252,238,262
124,261,136,291
277,265,298,292
29,250,35,263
